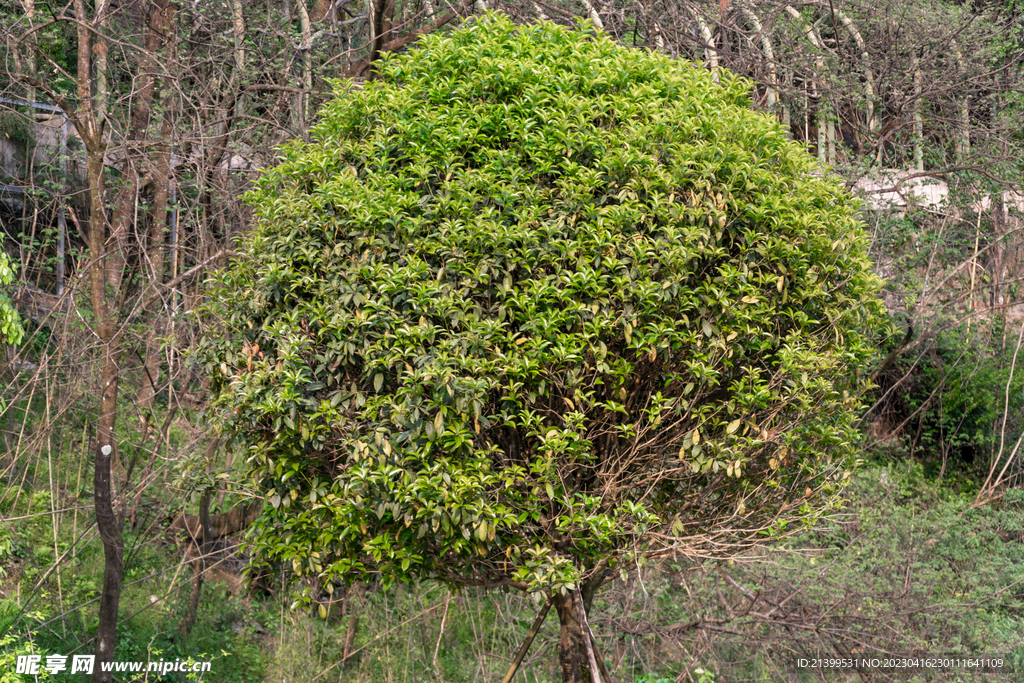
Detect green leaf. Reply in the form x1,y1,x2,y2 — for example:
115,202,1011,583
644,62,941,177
196,12,884,604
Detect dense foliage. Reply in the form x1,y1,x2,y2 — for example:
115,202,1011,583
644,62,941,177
0,239,23,346
198,13,883,608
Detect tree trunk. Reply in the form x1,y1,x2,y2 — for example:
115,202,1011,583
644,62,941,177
552,590,591,683
368,0,395,68
180,490,211,636
228,0,246,123
551,570,611,683
295,0,311,132
342,581,363,660
20,0,36,103
89,151,124,683
138,88,176,426
107,0,172,294
71,0,122,677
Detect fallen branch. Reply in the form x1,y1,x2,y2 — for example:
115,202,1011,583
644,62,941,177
499,599,552,683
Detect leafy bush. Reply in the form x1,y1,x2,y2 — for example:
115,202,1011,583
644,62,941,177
198,13,882,680
0,237,24,347
872,319,1024,484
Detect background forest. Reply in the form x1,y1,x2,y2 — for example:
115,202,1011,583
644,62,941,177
2,0,1024,681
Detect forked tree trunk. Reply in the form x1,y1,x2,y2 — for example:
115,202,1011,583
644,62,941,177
85,53,123,683
551,590,594,683
550,572,611,683
65,0,123,677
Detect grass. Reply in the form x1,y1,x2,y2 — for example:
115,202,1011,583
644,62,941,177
5,431,1024,683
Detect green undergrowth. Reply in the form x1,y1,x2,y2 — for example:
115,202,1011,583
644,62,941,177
0,400,267,683
253,461,1024,682
5,462,1024,682
700,461,1024,681
2,551,269,683
256,462,1024,682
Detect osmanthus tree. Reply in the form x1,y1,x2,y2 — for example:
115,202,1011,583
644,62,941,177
197,13,883,682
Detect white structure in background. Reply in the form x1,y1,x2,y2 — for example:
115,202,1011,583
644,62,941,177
854,170,1024,217
853,171,950,210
